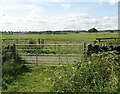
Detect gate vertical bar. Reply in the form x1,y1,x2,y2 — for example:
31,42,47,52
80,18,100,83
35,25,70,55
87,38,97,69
36,46,38,65
13,44,17,63
38,39,41,50
38,39,40,44
58,45,61,63
16,39,18,44
83,42,86,58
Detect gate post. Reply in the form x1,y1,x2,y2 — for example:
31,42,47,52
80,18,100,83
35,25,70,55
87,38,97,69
83,42,86,57
38,39,40,44
38,39,41,49
13,44,17,63
41,39,44,48
58,45,61,62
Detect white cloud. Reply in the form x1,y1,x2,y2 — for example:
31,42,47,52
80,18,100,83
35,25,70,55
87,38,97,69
0,0,119,3
61,4,72,9
0,1,118,31
97,0,119,5
0,3,43,17
100,16,118,29
0,12,118,31
108,0,119,5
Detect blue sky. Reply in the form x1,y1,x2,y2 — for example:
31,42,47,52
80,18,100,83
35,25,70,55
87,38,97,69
0,0,119,31
38,2,118,17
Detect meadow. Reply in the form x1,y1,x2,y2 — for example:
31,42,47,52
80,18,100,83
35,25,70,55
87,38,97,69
2,32,120,92
2,33,118,42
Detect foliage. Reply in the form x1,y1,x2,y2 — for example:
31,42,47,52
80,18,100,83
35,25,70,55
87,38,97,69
26,49,56,54
2,48,13,62
3,51,119,92
29,39,36,44
3,66,62,92
2,33,119,92
2,47,29,90
51,51,120,92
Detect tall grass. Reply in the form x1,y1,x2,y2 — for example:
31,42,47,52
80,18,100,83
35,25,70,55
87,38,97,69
2,47,29,90
51,51,120,92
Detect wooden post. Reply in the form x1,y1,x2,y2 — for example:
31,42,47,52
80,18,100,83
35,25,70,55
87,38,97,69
83,42,86,57
41,39,44,48
13,44,17,63
16,39,18,44
98,39,100,43
38,39,41,49
7,39,10,45
38,39,40,44
58,45,61,62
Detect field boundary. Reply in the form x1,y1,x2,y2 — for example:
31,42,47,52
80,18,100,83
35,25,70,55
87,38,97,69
11,43,86,65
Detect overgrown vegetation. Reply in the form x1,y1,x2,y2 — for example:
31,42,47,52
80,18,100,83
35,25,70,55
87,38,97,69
51,51,120,92
2,33,119,92
2,47,29,90
3,51,120,92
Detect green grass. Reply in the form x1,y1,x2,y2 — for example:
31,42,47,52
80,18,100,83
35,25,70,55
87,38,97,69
2,33,118,41
4,51,119,92
2,33,118,50
3,65,66,92
2,33,119,92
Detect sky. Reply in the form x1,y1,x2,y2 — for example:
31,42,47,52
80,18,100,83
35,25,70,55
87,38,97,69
0,0,119,31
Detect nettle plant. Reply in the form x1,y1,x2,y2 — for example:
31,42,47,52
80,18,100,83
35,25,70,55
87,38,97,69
51,51,120,92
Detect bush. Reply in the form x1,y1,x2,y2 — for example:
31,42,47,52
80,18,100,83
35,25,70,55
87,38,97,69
51,51,120,92
29,39,36,44
2,47,29,90
2,48,13,62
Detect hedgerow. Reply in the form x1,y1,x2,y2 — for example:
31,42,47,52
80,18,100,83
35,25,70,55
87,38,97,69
51,51,120,92
2,47,29,90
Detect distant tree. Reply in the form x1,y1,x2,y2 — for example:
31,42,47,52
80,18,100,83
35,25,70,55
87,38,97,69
75,30,80,33
88,28,98,33
110,30,114,33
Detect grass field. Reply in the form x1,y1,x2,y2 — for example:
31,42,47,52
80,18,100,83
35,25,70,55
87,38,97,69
3,64,74,92
2,33,118,41
2,32,120,92
2,33,119,47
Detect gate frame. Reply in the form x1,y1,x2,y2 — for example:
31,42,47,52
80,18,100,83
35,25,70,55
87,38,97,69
12,43,86,64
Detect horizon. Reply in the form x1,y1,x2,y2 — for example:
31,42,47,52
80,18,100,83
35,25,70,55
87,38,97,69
1,29,119,33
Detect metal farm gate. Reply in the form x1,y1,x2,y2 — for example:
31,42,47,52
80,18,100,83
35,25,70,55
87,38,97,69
12,43,86,65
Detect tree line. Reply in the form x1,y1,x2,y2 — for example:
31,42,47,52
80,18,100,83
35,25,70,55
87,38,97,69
1,28,119,34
